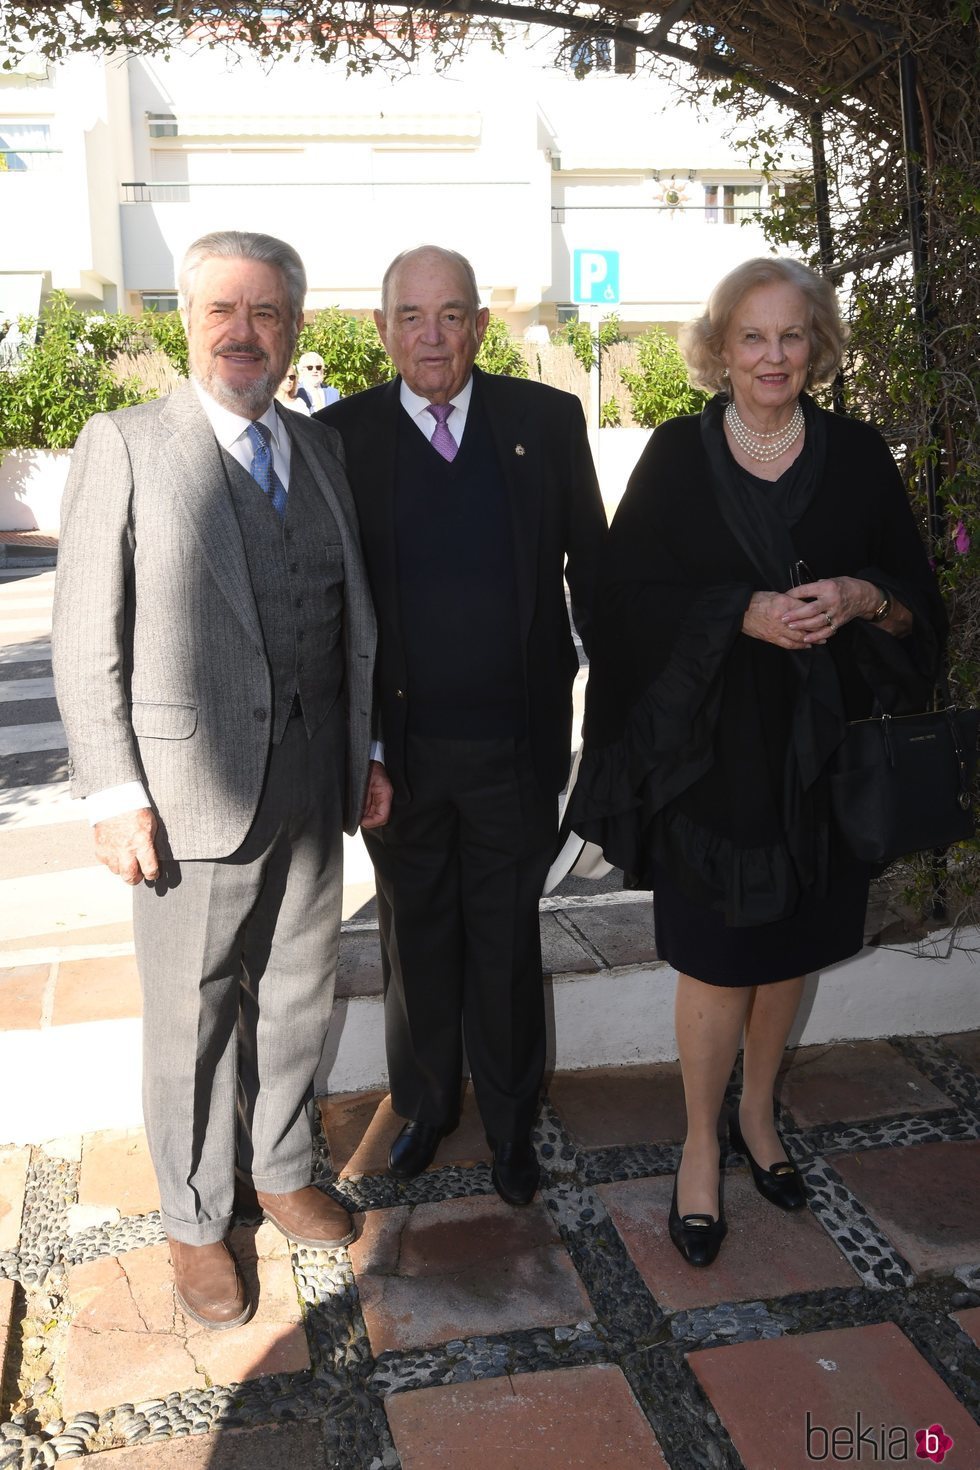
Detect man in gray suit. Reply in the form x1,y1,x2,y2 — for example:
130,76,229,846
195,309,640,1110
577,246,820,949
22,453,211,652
53,231,390,1330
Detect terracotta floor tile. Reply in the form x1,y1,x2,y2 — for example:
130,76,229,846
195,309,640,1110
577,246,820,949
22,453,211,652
952,1305,980,1349
349,1194,593,1354
52,954,142,1025
79,1129,159,1218
778,1040,951,1126
387,1365,669,1468
0,921,134,954
833,1140,980,1273
318,1087,491,1178
0,963,49,1029
92,1421,327,1468
688,1322,980,1469
549,1063,687,1148
0,1278,17,1392
63,1224,307,1415
0,1145,31,1251
942,1029,980,1074
599,1172,856,1312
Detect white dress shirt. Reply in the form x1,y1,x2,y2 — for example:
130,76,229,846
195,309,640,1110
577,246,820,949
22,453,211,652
399,376,473,446
84,384,291,825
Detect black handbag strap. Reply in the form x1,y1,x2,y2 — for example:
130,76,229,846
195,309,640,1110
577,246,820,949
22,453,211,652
942,706,975,811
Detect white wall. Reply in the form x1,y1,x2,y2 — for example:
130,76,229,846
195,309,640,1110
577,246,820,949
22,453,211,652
0,450,71,532
0,53,130,306
123,43,554,314
116,37,797,324
1,33,805,326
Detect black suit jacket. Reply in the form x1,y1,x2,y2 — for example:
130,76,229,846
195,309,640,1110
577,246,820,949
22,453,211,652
318,367,606,799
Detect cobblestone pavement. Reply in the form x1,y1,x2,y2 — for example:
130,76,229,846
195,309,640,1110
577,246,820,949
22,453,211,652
2,566,980,1469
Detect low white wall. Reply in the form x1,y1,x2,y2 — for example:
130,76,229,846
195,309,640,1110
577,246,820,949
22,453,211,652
0,448,71,532
595,426,651,519
5,931,976,1143
543,934,980,1073
0,430,654,536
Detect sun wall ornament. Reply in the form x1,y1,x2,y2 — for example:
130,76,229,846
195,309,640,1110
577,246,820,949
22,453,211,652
654,177,690,216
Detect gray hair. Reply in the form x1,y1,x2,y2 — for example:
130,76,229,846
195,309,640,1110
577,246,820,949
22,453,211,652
380,245,481,319
679,256,847,394
178,230,307,321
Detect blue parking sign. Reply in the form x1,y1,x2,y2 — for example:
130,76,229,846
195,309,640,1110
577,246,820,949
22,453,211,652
573,249,620,305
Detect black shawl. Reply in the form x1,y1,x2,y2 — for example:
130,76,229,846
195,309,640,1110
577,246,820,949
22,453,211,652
570,397,946,926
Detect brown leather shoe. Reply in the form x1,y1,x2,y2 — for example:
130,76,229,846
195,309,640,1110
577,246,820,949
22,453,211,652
168,1237,252,1330
254,1185,355,1248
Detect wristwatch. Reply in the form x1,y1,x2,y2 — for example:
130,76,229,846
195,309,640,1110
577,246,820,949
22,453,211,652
871,588,892,622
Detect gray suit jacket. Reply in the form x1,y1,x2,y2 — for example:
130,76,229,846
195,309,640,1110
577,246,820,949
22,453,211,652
52,381,376,857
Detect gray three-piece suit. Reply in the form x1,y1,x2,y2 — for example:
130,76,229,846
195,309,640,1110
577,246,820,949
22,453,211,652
52,382,376,1243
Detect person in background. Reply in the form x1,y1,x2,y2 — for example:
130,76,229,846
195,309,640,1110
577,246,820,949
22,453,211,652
571,256,945,1266
318,245,606,1206
276,363,311,414
297,351,340,411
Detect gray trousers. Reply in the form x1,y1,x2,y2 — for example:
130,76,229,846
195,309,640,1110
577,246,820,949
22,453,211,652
133,702,345,1245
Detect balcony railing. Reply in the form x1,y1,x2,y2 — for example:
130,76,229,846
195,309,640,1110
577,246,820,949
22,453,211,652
551,204,765,224
0,149,62,173
123,182,190,203
121,178,530,203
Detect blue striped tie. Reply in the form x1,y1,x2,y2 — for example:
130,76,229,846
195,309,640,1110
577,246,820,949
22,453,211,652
245,421,288,520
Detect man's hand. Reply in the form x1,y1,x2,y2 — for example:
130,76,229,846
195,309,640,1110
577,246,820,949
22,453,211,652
94,808,160,885
360,760,393,830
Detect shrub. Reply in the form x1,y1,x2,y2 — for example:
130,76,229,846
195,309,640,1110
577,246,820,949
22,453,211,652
554,315,624,372
296,309,393,395
0,293,152,450
476,315,528,378
620,327,709,427
142,310,189,376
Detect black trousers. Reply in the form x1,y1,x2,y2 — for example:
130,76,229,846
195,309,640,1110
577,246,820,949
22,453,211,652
363,733,556,1140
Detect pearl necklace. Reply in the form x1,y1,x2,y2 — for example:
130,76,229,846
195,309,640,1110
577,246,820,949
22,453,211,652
724,400,804,462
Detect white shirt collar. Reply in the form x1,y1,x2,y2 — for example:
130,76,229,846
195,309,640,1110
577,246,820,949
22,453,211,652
399,375,474,422
192,377,282,451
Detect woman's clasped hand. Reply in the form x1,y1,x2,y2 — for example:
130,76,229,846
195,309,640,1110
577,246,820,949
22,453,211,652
743,576,881,647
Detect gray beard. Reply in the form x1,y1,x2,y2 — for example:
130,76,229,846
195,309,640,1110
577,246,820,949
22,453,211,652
198,361,280,419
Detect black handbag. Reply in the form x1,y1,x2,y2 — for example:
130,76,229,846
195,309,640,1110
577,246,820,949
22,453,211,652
830,688,980,865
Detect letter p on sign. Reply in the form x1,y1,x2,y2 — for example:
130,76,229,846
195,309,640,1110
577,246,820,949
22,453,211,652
573,249,620,305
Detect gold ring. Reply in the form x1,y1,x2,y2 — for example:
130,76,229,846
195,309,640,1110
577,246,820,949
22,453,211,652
825,613,835,629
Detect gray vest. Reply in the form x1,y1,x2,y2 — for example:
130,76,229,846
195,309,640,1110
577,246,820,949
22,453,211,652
224,443,345,743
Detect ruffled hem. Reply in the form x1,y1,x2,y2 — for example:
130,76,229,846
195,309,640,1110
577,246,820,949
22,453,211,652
572,742,805,926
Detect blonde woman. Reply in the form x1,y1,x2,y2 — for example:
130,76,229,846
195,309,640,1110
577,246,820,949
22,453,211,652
572,258,945,1266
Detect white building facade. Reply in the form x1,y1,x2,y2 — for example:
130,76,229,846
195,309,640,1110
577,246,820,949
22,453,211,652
1,30,802,335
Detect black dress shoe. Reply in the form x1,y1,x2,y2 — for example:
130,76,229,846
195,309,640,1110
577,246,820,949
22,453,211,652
490,1138,539,1206
729,1110,807,1211
388,1120,448,1180
667,1174,727,1267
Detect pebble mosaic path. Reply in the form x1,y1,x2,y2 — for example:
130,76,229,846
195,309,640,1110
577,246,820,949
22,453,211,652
0,1045,979,1469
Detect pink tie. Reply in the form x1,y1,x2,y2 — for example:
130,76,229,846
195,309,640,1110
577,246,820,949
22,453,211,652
426,402,458,462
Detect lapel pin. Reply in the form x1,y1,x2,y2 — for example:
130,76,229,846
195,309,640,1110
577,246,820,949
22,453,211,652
515,443,526,456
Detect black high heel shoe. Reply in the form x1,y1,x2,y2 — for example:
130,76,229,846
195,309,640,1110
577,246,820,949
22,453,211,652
668,1173,727,1267
729,1110,806,1211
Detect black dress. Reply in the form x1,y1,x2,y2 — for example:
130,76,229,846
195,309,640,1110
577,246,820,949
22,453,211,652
570,396,946,987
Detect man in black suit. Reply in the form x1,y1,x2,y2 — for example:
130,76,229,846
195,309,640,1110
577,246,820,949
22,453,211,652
318,245,605,1204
